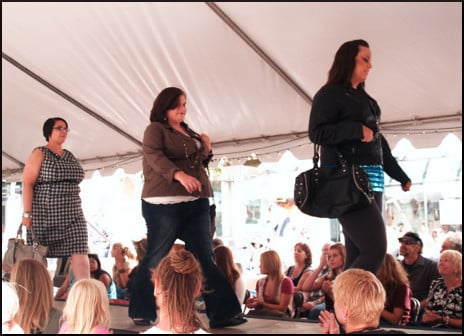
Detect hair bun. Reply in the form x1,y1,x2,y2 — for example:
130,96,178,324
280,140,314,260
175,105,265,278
170,249,197,275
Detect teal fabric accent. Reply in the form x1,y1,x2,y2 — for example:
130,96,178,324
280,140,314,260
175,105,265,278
108,280,117,299
360,165,384,192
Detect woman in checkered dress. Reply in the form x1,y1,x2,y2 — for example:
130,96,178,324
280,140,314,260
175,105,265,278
22,117,90,280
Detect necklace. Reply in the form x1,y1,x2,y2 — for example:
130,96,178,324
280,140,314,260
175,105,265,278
183,138,200,169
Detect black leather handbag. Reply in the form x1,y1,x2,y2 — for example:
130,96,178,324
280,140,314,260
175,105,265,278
294,145,373,218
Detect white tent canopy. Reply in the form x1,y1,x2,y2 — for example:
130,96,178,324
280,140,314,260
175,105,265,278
2,2,462,181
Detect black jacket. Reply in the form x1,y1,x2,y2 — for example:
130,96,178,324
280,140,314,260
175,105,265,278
309,83,410,186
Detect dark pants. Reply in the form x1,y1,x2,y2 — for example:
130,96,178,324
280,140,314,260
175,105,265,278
128,198,241,324
338,192,386,274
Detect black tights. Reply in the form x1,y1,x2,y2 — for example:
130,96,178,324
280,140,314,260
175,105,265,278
338,192,386,274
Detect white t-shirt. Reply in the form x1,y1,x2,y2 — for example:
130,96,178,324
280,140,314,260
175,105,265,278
141,326,210,334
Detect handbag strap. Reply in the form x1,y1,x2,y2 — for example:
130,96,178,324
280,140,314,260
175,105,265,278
16,223,40,244
313,143,348,170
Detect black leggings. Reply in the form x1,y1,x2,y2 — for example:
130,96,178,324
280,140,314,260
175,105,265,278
338,192,386,274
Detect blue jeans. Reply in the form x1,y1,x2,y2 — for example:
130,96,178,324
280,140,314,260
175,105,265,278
128,198,241,324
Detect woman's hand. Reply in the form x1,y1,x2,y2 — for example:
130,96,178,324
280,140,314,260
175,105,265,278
319,310,340,334
302,301,316,311
361,125,374,142
421,310,442,324
246,296,261,309
321,280,332,292
319,253,328,267
174,171,202,193
401,180,412,192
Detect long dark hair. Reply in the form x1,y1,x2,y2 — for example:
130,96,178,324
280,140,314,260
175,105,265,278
149,87,185,123
88,253,112,281
327,39,369,88
213,245,241,289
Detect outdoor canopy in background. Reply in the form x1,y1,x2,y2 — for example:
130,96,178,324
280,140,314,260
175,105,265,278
2,2,462,181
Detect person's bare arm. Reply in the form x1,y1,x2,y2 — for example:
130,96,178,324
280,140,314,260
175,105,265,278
55,273,70,299
22,148,43,227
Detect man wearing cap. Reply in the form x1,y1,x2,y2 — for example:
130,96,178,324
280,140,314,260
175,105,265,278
398,231,440,311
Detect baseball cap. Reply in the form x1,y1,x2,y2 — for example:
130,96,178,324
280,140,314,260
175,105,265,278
398,231,423,247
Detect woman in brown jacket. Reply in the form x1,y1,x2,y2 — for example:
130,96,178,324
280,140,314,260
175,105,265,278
128,87,246,329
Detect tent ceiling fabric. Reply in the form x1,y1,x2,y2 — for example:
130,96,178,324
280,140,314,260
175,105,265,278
2,2,462,182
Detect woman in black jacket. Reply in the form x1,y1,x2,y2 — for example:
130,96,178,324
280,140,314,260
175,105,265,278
308,39,411,274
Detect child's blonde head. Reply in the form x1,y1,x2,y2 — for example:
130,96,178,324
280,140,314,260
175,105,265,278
61,278,110,333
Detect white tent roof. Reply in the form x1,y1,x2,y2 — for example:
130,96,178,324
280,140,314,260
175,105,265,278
2,2,462,181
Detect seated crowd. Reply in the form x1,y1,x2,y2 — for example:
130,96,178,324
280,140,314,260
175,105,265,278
1,229,461,334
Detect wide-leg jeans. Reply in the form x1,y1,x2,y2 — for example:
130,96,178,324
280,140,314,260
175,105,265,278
128,198,242,324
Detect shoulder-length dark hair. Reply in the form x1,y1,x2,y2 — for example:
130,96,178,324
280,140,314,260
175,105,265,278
327,39,369,88
43,117,68,141
149,87,185,123
294,242,313,268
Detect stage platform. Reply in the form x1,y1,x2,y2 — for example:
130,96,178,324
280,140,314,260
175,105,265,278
54,300,460,334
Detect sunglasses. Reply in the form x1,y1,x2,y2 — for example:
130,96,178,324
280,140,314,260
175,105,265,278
398,238,417,245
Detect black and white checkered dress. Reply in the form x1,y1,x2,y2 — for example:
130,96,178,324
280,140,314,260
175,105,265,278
27,146,88,257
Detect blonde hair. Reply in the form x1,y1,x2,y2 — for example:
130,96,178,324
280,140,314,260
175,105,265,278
112,242,135,259
2,281,21,327
260,250,284,295
440,250,462,280
152,249,207,333
61,278,110,333
10,259,54,334
333,268,385,325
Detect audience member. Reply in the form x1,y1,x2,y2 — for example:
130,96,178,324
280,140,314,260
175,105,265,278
58,278,111,334
53,256,71,288
298,242,332,319
286,242,313,289
421,250,462,329
88,253,117,299
316,242,346,313
10,259,62,333
440,232,462,253
110,242,134,300
55,267,76,300
285,242,313,315
440,224,452,236
245,250,295,318
319,268,406,334
126,238,147,301
2,281,24,334
376,253,412,326
213,245,246,305
212,237,224,249
141,249,210,334
398,232,439,310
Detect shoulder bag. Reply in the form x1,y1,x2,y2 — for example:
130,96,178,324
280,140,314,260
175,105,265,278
294,144,373,218
2,223,48,273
